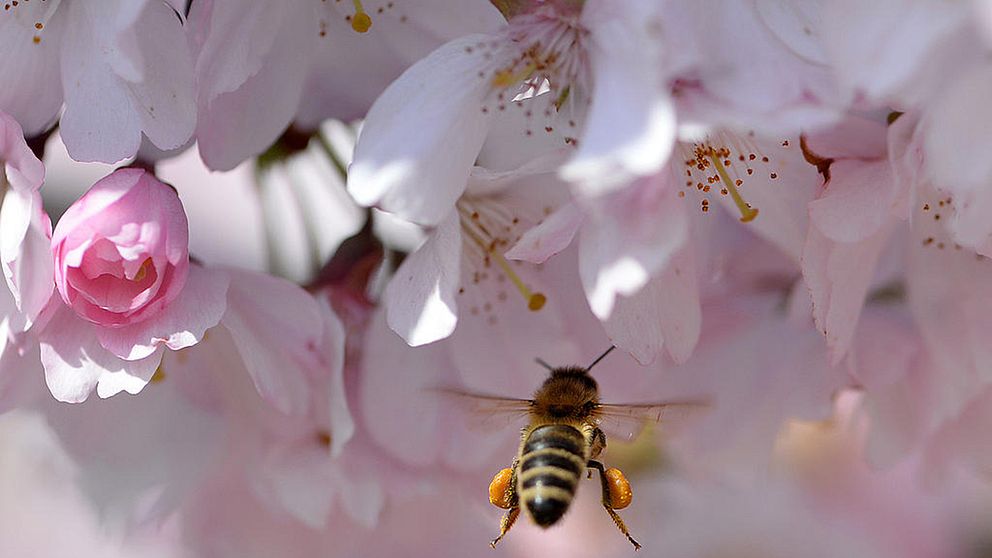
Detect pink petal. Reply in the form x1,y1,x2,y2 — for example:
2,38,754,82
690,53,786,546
0,113,51,325
604,246,701,365
40,304,163,402
504,202,583,264
384,210,461,346
0,112,45,193
907,186,992,420
562,3,675,195
802,116,888,160
191,0,316,170
347,35,493,226
808,160,900,243
579,175,688,318
823,0,967,101
95,265,229,361
40,353,223,524
59,0,195,163
0,302,45,413
0,8,65,136
220,268,323,415
0,192,53,329
295,0,504,126
755,0,829,65
317,295,353,458
50,169,143,250
359,311,445,467
847,309,927,467
802,223,895,364
712,135,820,263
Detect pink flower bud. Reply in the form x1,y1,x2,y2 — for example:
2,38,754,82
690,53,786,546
52,168,189,328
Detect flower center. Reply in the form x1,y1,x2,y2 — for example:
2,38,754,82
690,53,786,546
456,198,547,317
475,5,590,148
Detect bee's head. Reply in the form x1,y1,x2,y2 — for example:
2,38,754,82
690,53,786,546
531,367,600,420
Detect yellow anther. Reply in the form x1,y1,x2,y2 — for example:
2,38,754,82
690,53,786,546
351,0,372,32
709,153,759,223
491,249,546,312
150,366,166,383
132,258,153,283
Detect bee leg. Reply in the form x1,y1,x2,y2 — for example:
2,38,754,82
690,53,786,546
587,460,641,550
490,507,519,548
490,462,519,548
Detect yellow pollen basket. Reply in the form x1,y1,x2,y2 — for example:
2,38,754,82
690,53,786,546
351,0,372,33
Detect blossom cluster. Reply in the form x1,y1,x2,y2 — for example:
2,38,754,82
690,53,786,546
1,0,992,556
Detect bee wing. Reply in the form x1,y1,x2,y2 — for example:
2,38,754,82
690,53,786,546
432,387,533,431
594,399,709,442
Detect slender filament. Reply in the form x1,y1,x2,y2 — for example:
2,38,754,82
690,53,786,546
709,154,758,222
461,222,546,311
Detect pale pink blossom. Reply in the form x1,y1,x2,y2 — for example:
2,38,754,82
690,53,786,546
506,176,701,364
800,115,910,363
347,0,675,224
820,0,992,254
664,0,841,134
0,0,196,163
509,129,819,363
35,169,228,402
294,0,505,127
52,168,190,328
0,110,51,331
568,0,843,196
37,273,357,531
188,0,503,170
380,157,566,347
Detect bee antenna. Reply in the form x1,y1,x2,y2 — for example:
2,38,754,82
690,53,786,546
585,345,616,371
534,357,554,371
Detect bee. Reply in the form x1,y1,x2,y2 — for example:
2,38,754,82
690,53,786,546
445,346,704,550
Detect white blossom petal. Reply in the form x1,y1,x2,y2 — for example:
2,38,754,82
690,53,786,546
384,210,461,346
348,35,493,226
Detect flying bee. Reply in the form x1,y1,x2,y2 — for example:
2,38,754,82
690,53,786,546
444,346,705,550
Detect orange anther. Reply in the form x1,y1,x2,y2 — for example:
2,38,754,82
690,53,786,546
605,468,632,509
489,468,514,509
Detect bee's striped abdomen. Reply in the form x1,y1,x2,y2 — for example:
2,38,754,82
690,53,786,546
518,424,587,527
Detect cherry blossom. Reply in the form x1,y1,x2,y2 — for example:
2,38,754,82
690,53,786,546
2,1,992,555
0,0,196,163
347,0,674,225
188,0,503,170
32,169,227,402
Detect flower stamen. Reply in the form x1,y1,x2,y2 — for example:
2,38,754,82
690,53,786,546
351,0,372,33
459,208,546,312
708,153,759,222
